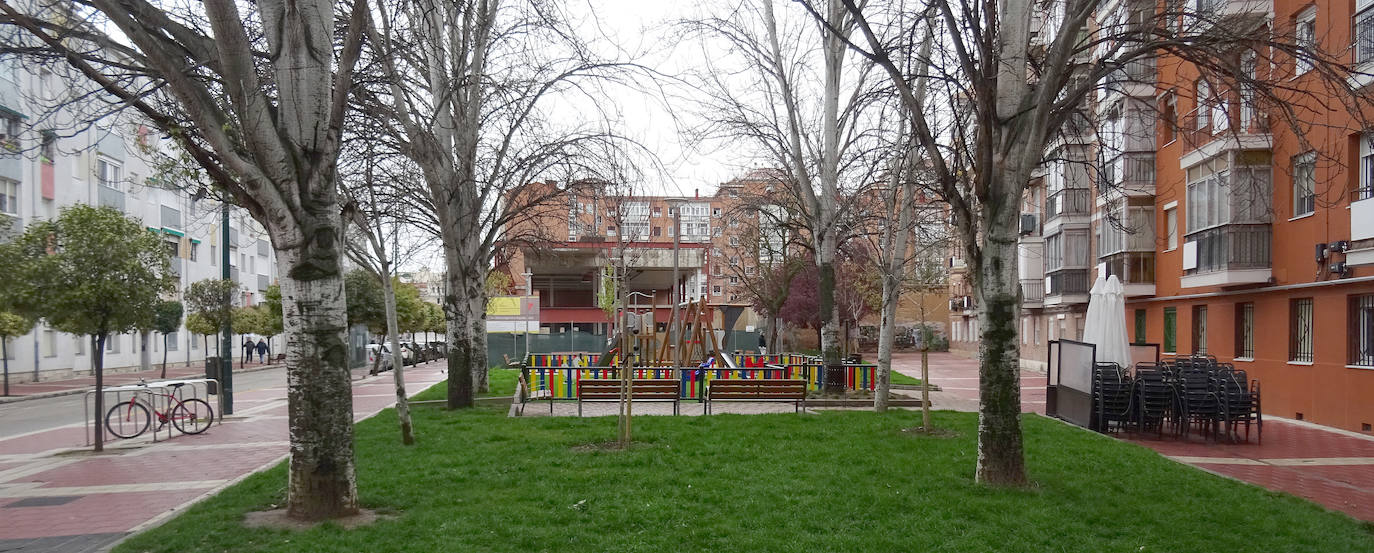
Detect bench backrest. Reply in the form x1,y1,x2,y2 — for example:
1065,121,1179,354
708,379,806,399
577,379,679,400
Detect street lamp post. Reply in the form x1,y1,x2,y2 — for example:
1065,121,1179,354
667,199,684,370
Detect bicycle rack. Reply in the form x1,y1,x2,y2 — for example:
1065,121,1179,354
85,378,221,446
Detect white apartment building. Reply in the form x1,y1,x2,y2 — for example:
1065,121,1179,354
0,60,280,383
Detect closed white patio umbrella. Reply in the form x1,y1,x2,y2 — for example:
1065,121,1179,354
1084,275,1132,370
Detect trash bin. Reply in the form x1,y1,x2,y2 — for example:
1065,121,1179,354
204,357,220,394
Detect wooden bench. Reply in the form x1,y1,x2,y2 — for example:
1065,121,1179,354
577,379,680,417
705,379,807,415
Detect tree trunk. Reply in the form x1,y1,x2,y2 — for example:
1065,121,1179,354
380,272,415,445
278,244,359,520
444,268,485,409
2,337,9,396
818,256,844,395
161,333,169,379
921,346,931,430
973,214,1027,487
874,276,898,412
93,333,105,452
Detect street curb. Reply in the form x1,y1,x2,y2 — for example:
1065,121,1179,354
0,363,285,405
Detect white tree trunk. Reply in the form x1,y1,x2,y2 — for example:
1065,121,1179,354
380,272,415,445
278,242,359,520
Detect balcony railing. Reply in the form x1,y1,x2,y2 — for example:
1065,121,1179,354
1046,188,1090,221
1185,223,1271,274
1104,57,1157,92
1101,251,1156,284
1021,279,1045,304
1046,269,1090,297
1181,108,1271,151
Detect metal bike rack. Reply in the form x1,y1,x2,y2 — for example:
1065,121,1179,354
84,378,221,446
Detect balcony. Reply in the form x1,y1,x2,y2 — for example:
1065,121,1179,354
1193,0,1272,29
98,186,125,212
1180,109,1272,168
1101,251,1156,296
1349,188,1374,266
1021,279,1044,308
1046,188,1090,222
1045,268,1090,305
1102,57,1157,99
1180,224,1272,288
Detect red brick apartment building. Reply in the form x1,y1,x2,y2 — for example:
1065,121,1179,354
967,0,1374,433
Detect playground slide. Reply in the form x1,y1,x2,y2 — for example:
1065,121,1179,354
718,352,738,369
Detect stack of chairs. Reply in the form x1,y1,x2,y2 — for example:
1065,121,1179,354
1133,366,1178,438
1213,367,1263,444
1176,361,1218,440
1092,363,1134,434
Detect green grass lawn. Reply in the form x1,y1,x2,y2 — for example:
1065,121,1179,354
410,368,519,401
889,371,922,386
115,390,1374,553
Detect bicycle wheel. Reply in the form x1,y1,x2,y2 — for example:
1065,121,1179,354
105,401,151,439
170,398,215,435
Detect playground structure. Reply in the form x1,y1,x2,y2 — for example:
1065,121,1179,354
592,297,738,370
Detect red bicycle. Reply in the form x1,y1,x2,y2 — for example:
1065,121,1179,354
105,381,215,439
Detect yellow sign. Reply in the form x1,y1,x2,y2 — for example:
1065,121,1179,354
486,296,523,317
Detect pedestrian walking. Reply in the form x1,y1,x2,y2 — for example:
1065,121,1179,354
256,339,268,364
242,337,254,364
758,333,768,355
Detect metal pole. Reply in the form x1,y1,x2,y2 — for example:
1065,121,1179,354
220,202,234,414
670,202,681,369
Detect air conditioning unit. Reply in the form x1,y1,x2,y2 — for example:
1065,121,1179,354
1330,240,1352,253
1331,262,1350,276
1316,243,1329,261
1019,213,1037,235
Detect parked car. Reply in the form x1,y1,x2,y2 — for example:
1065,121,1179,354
365,344,394,374
398,343,416,366
424,342,445,361
401,341,427,363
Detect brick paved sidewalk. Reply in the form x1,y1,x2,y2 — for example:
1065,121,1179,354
0,361,448,552
893,351,1374,523
1,359,287,403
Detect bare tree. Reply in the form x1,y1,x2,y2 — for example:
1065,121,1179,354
359,0,645,408
688,0,897,393
1,0,369,518
792,0,1374,485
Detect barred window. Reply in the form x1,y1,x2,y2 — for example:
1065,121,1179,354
1356,7,1374,64
1290,298,1314,363
1235,302,1255,359
1351,294,1374,367
1292,152,1315,217
1192,305,1208,354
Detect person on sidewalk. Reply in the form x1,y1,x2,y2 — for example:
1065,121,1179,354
256,339,268,364
758,333,768,355
242,337,254,365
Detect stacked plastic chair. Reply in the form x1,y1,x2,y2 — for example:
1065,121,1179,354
1092,363,1134,434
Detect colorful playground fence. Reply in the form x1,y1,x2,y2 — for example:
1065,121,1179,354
520,359,877,400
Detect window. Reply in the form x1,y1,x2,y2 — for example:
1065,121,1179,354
1292,152,1315,217
1165,206,1178,250
1195,79,1210,129
728,235,739,246
1290,298,1314,362
210,245,217,266
713,227,721,237
42,330,56,357
712,285,722,296
1192,305,1208,354
39,130,55,161
74,336,85,356
0,112,20,151
97,157,121,190
1240,50,1257,129
1235,302,1255,359
1357,4,1374,64
1351,294,1374,367
1134,309,1146,344
106,334,120,353
167,332,179,352
191,334,199,350
606,226,616,237
1295,8,1316,75
189,241,199,262
652,226,661,237
0,178,16,215
712,208,721,217
729,276,739,284
1163,307,1177,353
1161,93,1177,143
652,206,661,217
1360,133,1374,201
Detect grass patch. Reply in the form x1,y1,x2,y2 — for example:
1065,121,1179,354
116,386,1374,553
889,371,922,386
410,369,519,402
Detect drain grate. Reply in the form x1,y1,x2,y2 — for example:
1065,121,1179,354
4,495,83,508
